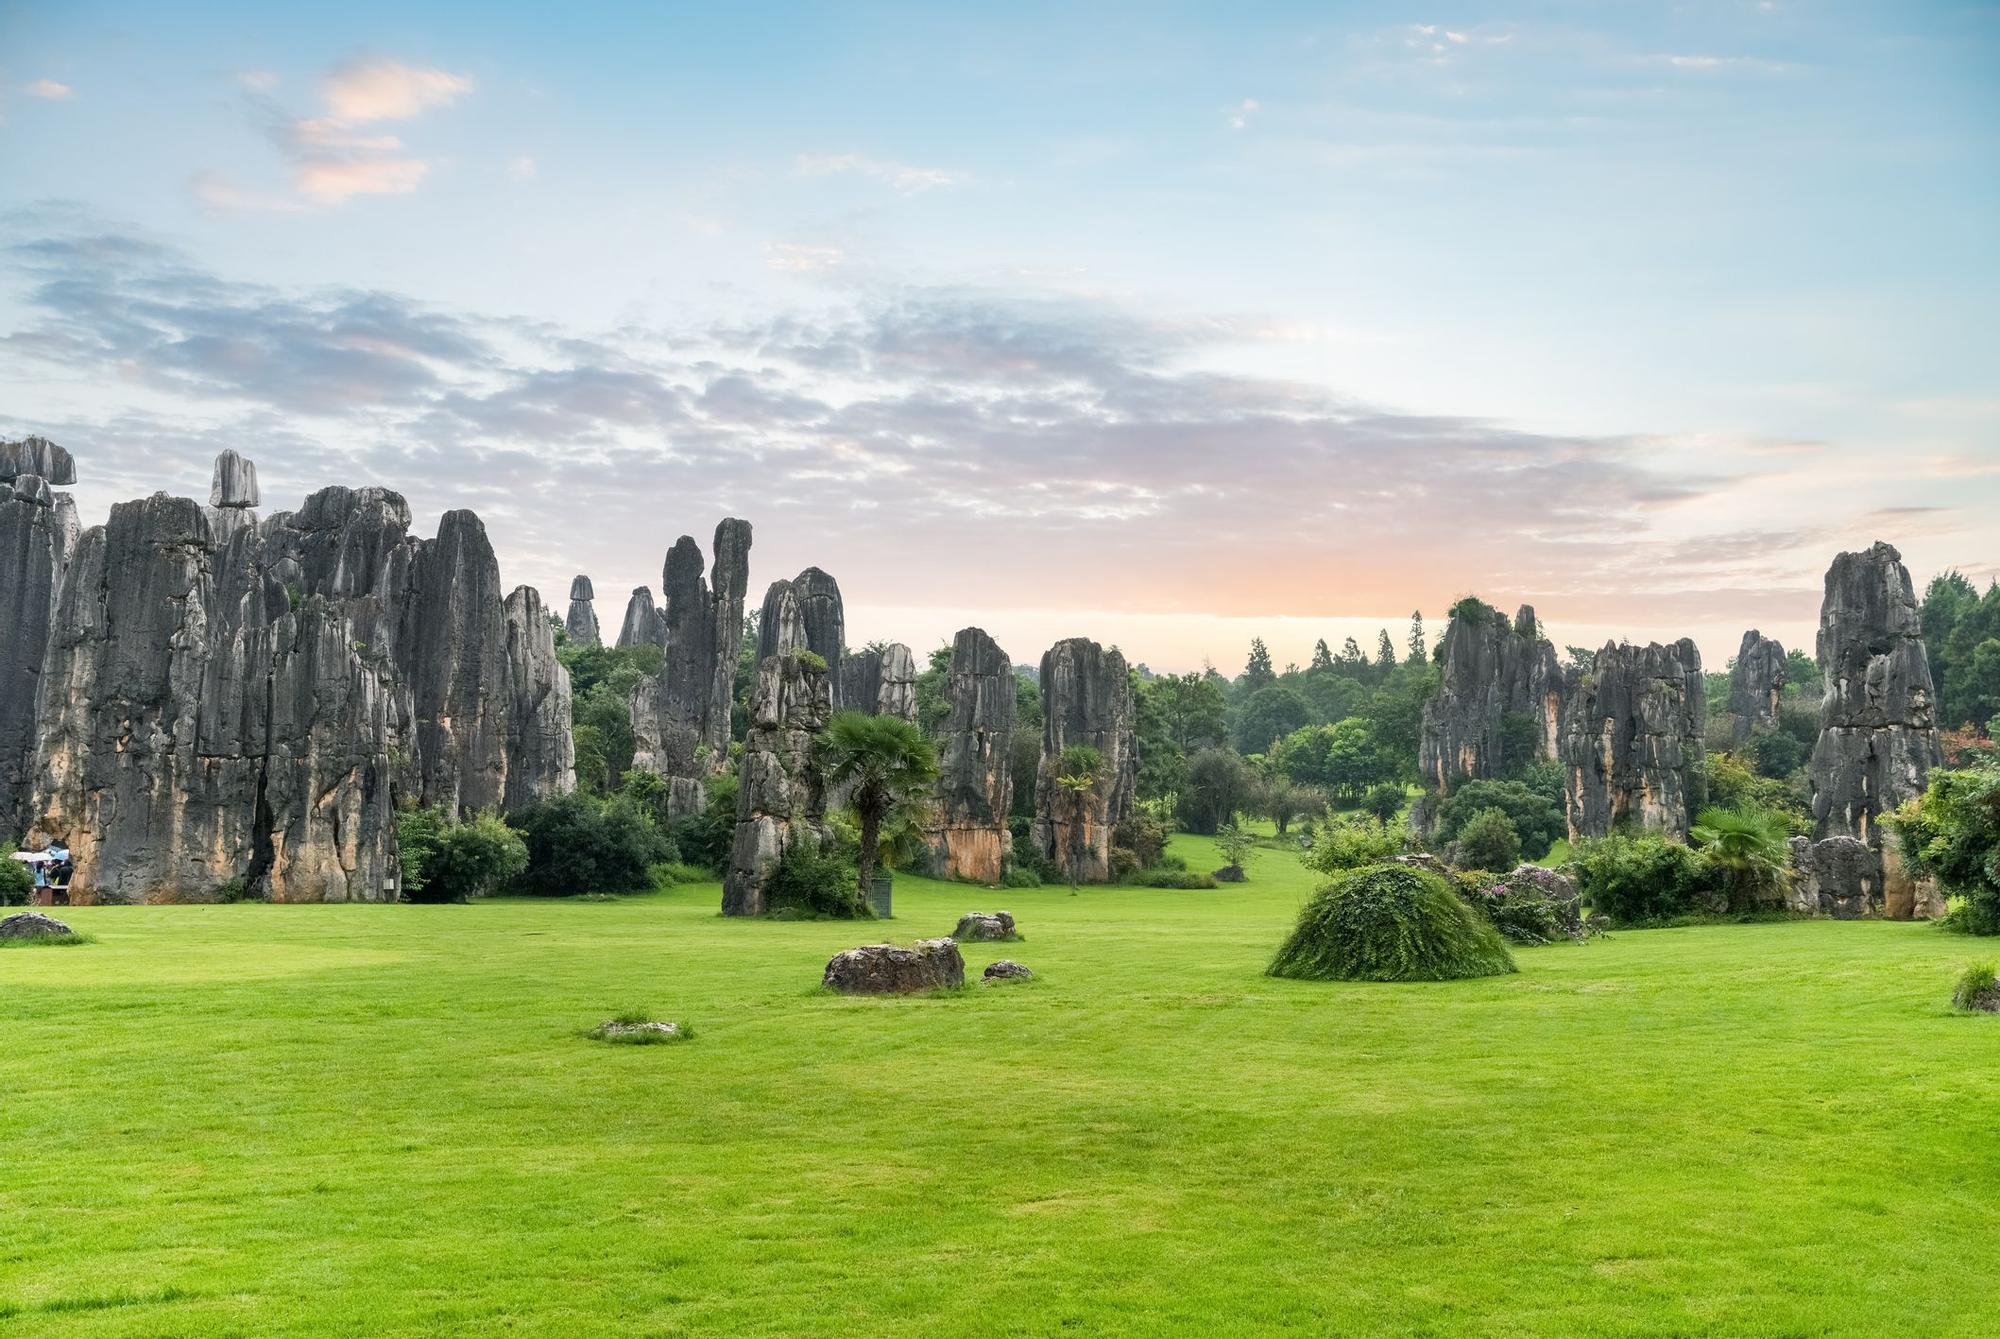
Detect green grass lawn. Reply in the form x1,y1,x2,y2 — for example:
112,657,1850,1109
4,834,1996,1337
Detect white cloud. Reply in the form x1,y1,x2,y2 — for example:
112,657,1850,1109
764,242,846,273
23,79,73,100
1227,98,1260,130
506,155,538,183
794,152,970,194
294,157,431,203
322,58,472,121
1654,53,1791,73
198,56,471,211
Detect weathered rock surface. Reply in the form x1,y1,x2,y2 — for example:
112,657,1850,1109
564,574,600,647
1475,865,1588,943
589,1019,685,1042
0,911,74,940
26,477,573,904
838,643,919,722
1808,543,1942,853
209,449,261,508
1559,639,1705,840
628,520,752,817
822,939,966,994
503,586,577,812
1,471,78,831
1418,602,1566,796
1787,835,1880,919
925,627,1015,883
952,910,1018,942
983,959,1033,982
615,586,664,648
757,567,844,667
0,436,76,486
1727,630,1788,746
1031,637,1138,883
721,637,833,917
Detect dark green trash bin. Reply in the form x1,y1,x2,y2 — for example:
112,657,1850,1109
868,872,893,919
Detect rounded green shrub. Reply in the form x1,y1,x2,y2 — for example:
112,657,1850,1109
0,857,33,906
1268,862,1517,982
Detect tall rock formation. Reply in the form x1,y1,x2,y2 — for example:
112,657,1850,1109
1417,601,1566,795
1805,543,1945,918
1808,543,1942,844
0,469,80,833
838,643,919,723
1032,637,1137,883
616,586,664,648
565,574,600,647
722,593,833,916
1727,630,1788,746
205,448,261,544
757,567,845,669
926,627,1015,883
503,586,577,812
628,519,752,817
25,468,573,903
1559,639,1705,840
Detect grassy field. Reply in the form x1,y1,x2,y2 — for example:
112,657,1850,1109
4,834,1997,1337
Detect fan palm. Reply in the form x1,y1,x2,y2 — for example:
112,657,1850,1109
1690,805,1793,911
818,712,940,901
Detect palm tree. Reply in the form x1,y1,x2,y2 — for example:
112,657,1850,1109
819,711,939,903
1690,805,1792,912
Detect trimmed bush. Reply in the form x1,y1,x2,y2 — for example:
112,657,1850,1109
1129,866,1219,889
1268,862,1517,982
1454,807,1521,872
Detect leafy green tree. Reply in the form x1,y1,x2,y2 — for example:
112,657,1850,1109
1454,807,1521,872
1242,638,1277,694
1891,763,2000,934
509,791,674,895
1375,629,1397,671
1214,822,1256,877
1572,834,1723,925
1258,776,1322,836
1436,778,1565,860
1235,685,1311,754
912,643,953,737
1178,747,1253,835
819,711,940,900
411,812,529,903
1362,784,1405,823
1140,671,1229,753
1310,638,1335,673
1407,611,1427,665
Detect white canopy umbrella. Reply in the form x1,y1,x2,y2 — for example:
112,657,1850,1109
11,851,55,863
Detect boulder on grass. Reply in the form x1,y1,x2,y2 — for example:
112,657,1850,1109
1212,865,1247,883
952,910,1018,942
983,959,1033,982
0,912,75,940
823,939,965,994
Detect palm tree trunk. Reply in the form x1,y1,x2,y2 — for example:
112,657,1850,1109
858,807,880,904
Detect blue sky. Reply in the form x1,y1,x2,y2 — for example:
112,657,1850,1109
2,1,1995,670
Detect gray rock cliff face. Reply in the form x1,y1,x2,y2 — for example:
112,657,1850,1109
23,469,572,903
1728,630,1788,746
628,519,752,818
564,574,600,648
0,436,76,486
1558,639,1705,840
1808,543,1942,849
757,567,844,668
1031,637,1137,883
0,472,79,832
721,633,833,917
1417,602,1565,796
838,642,919,723
925,627,1015,884
615,586,664,648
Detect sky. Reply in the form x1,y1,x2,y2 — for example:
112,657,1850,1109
2,0,1995,674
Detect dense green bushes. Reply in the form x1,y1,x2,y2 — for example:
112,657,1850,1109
0,857,32,906
397,808,529,903
1268,862,1516,982
507,791,675,896
1435,776,1565,860
762,840,868,918
1892,763,2000,935
1304,812,1406,874
1570,833,1724,925
1453,807,1521,872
